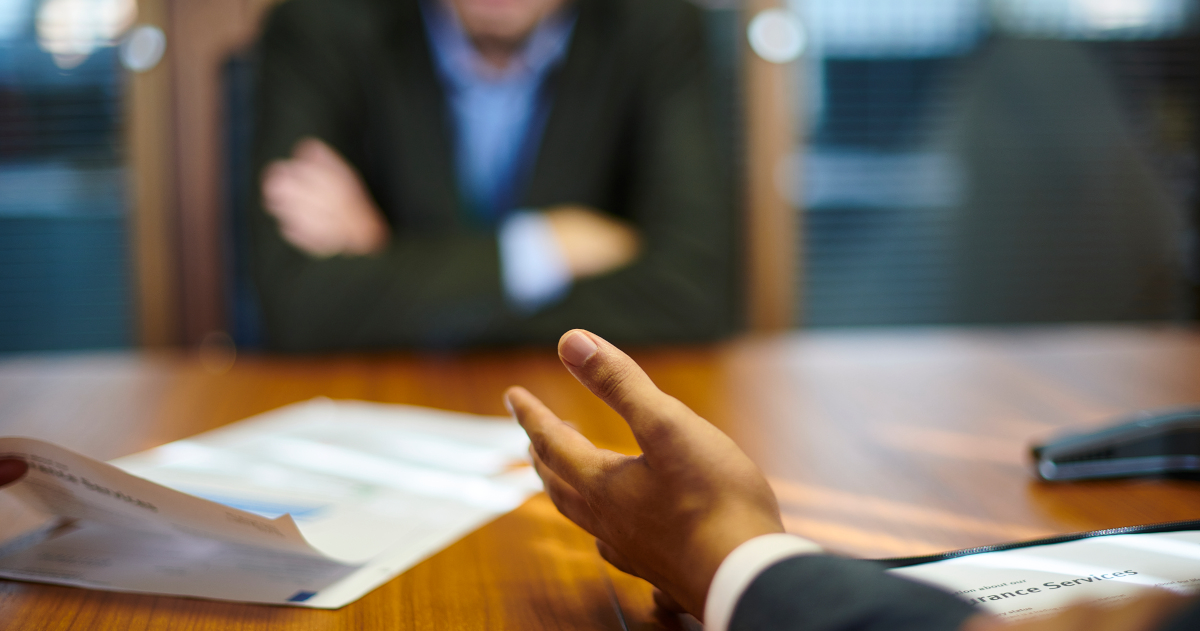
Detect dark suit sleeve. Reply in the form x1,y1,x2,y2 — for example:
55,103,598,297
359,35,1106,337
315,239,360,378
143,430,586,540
730,556,978,631
1162,599,1200,631
512,3,737,344
249,0,512,351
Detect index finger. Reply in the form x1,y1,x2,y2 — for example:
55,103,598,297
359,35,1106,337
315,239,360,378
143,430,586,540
505,386,606,492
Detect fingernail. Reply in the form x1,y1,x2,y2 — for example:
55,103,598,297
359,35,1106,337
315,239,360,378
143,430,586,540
560,331,598,367
503,392,515,416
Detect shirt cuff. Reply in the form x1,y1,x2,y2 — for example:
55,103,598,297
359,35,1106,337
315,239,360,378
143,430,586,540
498,211,572,313
704,533,824,631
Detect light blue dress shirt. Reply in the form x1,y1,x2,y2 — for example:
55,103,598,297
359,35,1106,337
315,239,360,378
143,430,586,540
423,2,576,312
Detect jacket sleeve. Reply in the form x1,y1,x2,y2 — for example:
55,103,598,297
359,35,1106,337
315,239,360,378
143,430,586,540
249,0,514,351
511,2,738,344
1161,599,1200,631
730,555,978,631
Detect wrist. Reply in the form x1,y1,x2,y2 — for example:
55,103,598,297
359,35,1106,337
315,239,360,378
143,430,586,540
683,515,785,615
702,533,824,631
498,211,572,311
344,209,390,255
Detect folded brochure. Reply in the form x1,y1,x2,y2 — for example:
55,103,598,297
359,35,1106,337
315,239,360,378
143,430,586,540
0,399,542,608
884,520,1200,622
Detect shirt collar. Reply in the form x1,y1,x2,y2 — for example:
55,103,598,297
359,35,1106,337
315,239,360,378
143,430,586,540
422,0,577,86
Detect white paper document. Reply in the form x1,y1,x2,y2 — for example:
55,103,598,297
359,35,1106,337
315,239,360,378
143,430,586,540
0,399,542,608
889,530,1200,622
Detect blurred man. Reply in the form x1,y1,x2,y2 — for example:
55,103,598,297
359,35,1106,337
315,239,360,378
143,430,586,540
506,329,1200,631
250,0,735,351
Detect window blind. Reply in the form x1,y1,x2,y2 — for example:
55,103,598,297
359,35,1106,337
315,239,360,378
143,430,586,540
794,0,1199,326
0,1,131,352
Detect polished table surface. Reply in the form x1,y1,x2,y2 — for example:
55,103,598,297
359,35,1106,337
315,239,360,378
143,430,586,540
2,325,1200,629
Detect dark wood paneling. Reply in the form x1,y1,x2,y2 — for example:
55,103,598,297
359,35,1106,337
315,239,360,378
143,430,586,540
128,0,179,347
743,0,799,331
165,0,277,345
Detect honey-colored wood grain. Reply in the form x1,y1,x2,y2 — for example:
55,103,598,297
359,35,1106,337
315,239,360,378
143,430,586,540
3,326,1200,629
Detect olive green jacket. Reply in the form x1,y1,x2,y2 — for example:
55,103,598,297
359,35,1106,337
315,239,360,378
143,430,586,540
250,0,736,351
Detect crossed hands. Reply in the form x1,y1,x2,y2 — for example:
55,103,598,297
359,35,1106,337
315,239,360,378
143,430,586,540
262,138,640,278
505,330,785,618
262,138,391,258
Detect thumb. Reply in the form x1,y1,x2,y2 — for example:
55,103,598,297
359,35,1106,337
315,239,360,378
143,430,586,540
557,330,696,459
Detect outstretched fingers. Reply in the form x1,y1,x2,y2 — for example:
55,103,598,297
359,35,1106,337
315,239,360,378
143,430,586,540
506,386,606,492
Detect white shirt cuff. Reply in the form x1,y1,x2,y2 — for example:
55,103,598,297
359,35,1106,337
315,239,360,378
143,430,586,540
703,533,824,631
498,211,572,313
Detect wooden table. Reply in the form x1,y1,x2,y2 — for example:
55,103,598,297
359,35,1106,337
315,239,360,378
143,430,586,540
2,325,1200,629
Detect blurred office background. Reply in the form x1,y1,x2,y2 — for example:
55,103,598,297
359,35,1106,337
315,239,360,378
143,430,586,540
0,0,1198,352
795,0,1200,326
0,0,134,351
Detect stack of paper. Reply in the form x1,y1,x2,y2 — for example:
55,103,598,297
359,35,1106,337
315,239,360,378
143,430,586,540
0,399,542,608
